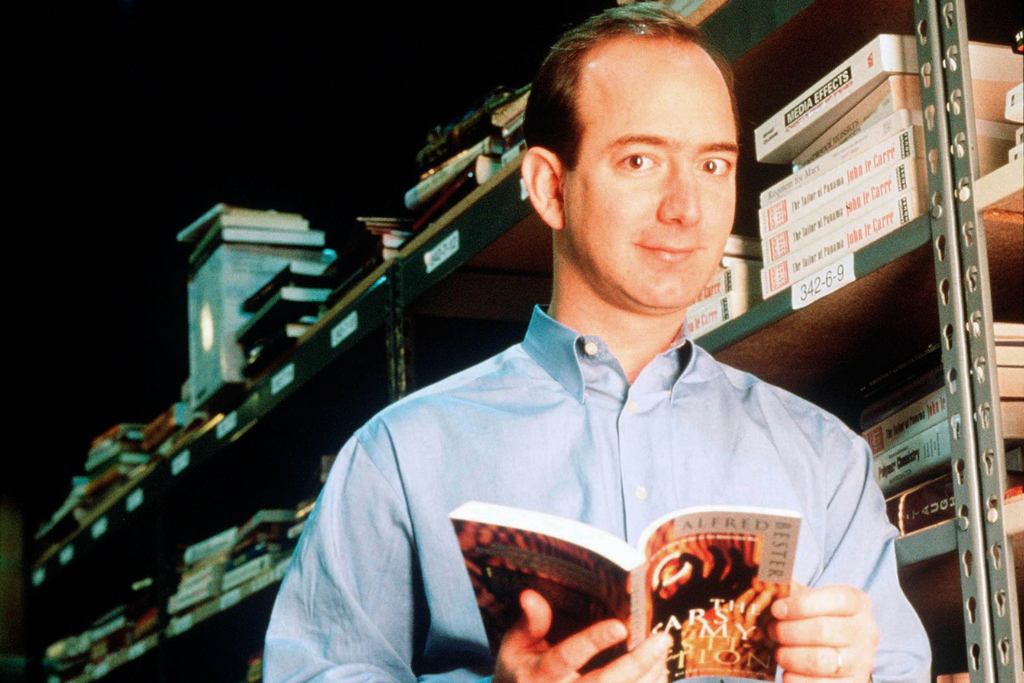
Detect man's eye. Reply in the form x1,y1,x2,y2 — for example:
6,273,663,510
701,158,730,175
624,155,653,171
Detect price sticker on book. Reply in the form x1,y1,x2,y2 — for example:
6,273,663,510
216,411,238,439
219,588,242,611
271,363,295,396
126,488,144,513
91,517,108,539
791,253,855,310
59,544,74,566
32,567,45,587
331,311,359,349
171,450,191,477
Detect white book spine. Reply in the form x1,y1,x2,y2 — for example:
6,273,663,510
183,527,238,566
762,113,919,207
221,554,275,592
761,188,923,298
755,34,917,163
862,387,947,456
873,419,951,496
793,76,921,167
761,158,924,262
686,291,742,339
760,127,922,237
1006,83,1023,123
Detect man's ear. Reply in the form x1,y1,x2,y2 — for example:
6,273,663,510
520,146,566,231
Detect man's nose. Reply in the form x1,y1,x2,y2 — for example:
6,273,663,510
657,165,702,226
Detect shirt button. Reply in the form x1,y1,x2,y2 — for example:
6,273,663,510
583,341,599,356
634,486,648,501
626,400,639,414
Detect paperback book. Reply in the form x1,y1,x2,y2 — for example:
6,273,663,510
451,501,800,681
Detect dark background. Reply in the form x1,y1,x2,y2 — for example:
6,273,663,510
14,0,609,527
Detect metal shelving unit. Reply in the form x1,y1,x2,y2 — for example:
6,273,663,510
26,0,1021,681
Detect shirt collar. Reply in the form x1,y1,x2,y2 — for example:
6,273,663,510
522,305,693,403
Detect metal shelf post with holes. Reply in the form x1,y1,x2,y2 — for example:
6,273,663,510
915,0,1021,680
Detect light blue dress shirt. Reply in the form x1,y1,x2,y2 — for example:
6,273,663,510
265,306,931,682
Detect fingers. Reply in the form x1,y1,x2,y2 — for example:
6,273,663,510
777,646,850,680
500,590,555,655
769,616,856,647
582,632,671,683
772,584,868,620
539,619,629,678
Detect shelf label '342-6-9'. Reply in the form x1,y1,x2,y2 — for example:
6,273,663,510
792,253,856,310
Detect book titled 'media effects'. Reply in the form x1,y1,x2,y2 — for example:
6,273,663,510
450,502,801,681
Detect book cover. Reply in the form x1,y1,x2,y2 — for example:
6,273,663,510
861,386,946,456
761,188,923,298
760,156,923,242
451,501,800,681
873,419,951,496
790,75,920,168
759,125,922,241
755,35,917,164
687,291,743,340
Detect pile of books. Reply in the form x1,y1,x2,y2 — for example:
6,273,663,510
35,424,154,547
402,85,530,235
43,578,157,682
996,322,1023,443
168,505,309,617
858,329,1024,537
685,235,762,339
177,204,338,410
754,34,1021,303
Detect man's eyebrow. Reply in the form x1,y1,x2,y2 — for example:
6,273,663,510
607,136,739,155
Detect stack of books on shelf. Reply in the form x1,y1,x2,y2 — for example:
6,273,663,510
996,322,1024,444
34,424,154,548
1006,82,1023,162
43,578,158,683
685,235,762,339
403,85,530,233
754,35,1021,303
168,505,309,619
858,334,1024,538
177,204,337,411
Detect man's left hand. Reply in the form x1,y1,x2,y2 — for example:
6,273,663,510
769,583,879,683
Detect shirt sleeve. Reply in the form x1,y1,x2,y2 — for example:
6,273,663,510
263,431,490,683
816,427,932,683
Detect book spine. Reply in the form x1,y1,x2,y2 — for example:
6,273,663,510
862,386,947,455
885,473,954,535
1003,398,1024,440
183,527,238,566
406,138,499,211
692,266,734,305
760,187,923,298
762,109,917,207
686,291,741,339
873,419,951,496
1006,83,1023,123
998,365,1024,398
761,155,922,242
221,554,275,592
168,579,219,614
792,76,921,167
760,126,921,237
755,35,917,163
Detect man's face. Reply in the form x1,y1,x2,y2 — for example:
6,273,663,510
554,37,738,319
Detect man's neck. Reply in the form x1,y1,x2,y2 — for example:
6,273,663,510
548,293,687,384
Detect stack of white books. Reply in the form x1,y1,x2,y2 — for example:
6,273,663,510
753,35,1021,304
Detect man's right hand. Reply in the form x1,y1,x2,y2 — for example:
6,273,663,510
494,590,672,683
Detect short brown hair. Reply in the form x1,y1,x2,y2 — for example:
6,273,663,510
523,3,739,169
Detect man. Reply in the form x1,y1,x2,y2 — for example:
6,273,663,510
265,5,931,682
